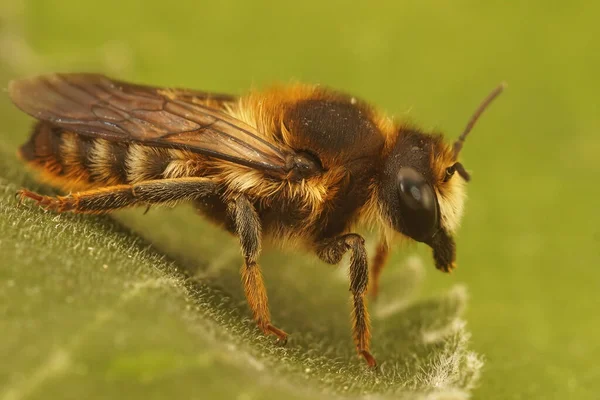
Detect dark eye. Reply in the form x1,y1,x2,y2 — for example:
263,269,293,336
443,164,456,182
396,167,439,242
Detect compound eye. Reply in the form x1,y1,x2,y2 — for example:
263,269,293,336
397,167,439,241
398,168,436,211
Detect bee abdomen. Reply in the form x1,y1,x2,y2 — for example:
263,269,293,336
19,122,65,177
19,122,202,191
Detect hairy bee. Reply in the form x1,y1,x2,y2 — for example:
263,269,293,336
9,74,504,367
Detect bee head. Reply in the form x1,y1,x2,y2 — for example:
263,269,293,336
379,129,467,272
378,83,505,272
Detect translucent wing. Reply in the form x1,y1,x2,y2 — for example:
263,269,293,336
9,73,295,176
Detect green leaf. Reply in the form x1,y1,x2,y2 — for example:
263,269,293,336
0,153,482,400
4,1,600,397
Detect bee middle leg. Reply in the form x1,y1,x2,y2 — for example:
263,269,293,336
316,233,376,368
227,195,288,344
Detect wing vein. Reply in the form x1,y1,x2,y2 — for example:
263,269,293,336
171,100,287,157
9,73,300,178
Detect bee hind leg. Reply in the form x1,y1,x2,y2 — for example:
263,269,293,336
228,195,288,344
16,177,217,214
316,234,377,368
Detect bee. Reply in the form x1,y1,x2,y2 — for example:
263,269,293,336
9,74,504,367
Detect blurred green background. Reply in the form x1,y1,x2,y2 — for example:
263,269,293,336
1,1,599,399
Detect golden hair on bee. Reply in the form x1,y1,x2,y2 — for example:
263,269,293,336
9,73,504,368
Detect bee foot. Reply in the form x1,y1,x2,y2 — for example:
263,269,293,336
16,189,44,206
360,350,377,368
266,324,288,346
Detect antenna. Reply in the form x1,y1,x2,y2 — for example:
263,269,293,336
453,82,506,159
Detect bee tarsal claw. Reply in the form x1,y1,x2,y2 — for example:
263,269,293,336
266,324,289,346
360,350,378,368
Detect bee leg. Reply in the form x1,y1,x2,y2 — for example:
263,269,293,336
16,177,216,214
369,240,390,300
316,234,376,368
228,195,288,344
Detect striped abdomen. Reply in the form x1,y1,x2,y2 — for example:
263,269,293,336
19,122,205,191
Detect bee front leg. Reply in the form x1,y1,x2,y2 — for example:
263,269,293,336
369,240,390,300
227,195,288,344
316,234,376,368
